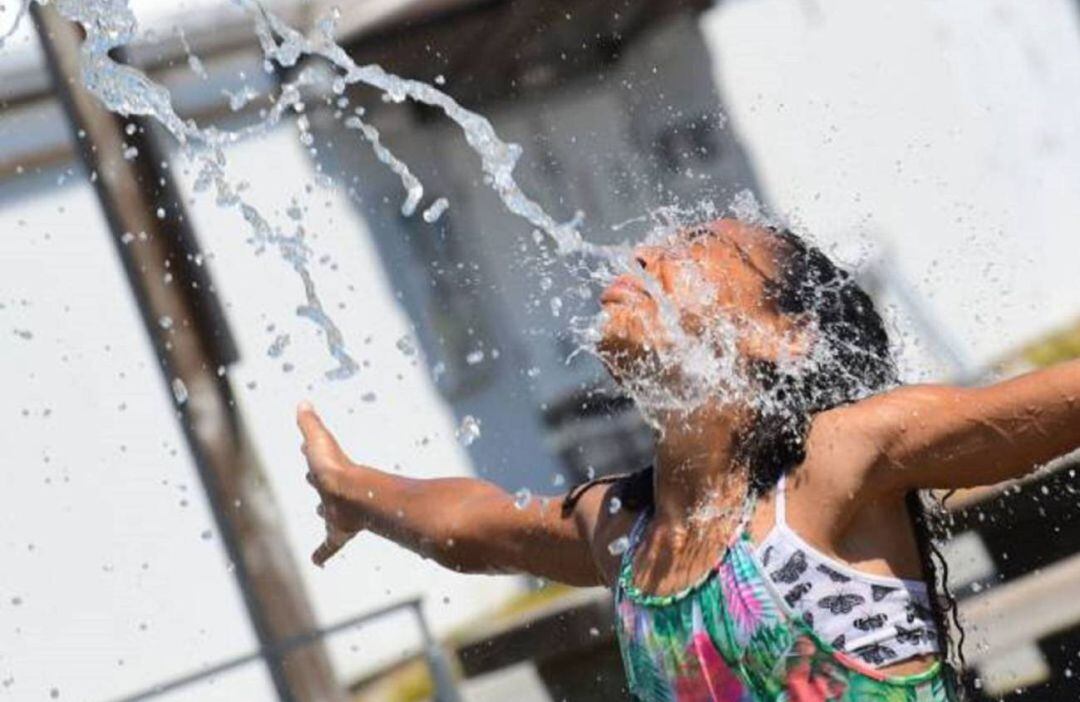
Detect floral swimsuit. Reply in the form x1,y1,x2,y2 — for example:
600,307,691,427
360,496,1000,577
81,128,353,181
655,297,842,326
613,495,958,701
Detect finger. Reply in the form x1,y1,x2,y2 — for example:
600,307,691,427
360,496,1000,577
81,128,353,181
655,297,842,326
296,401,328,441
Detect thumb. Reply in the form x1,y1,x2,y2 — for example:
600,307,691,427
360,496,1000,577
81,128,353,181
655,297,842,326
312,539,341,568
312,530,349,567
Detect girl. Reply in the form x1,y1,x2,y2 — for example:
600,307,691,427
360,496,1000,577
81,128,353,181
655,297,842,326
298,218,1080,701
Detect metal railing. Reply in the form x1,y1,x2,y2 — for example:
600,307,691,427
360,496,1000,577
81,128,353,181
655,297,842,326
108,598,461,702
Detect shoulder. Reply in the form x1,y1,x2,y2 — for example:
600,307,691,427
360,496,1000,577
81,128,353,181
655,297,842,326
802,385,961,499
562,471,650,587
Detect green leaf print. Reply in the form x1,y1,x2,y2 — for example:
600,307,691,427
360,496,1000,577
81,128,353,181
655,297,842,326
626,638,674,702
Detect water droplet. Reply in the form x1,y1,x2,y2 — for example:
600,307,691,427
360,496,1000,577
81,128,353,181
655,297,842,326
456,415,481,446
608,497,622,514
171,378,188,405
155,207,166,219
158,315,173,330
395,335,416,356
267,333,290,358
434,74,446,85
361,392,377,402
465,350,484,365
607,536,630,556
513,488,532,510
422,197,449,223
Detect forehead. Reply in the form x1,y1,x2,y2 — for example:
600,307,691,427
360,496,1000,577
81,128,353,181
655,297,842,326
676,219,785,278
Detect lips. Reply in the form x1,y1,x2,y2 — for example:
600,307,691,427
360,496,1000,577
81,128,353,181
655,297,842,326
600,275,651,305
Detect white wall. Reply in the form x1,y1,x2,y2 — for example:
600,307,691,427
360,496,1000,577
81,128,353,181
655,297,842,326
702,0,1080,375
0,127,521,701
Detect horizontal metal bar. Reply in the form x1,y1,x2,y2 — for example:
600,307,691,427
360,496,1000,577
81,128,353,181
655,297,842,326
960,550,1080,664
106,599,422,702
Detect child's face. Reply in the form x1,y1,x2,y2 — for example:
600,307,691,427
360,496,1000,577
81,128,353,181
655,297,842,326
597,219,804,385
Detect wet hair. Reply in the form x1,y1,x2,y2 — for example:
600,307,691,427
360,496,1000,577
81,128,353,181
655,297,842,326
565,225,967,694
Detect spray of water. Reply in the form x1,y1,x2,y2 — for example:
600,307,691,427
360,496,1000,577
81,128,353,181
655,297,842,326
0,0,31,48
11,0,831,426
18,0,636,379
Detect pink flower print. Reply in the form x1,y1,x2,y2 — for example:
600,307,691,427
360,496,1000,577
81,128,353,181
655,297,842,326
680,631,748,701
785,637,848,702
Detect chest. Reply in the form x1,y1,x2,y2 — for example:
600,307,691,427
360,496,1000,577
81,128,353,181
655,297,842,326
615,474,924,597
748,478,926,583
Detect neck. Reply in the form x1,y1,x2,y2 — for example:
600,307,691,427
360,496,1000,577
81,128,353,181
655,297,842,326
652,402,752,527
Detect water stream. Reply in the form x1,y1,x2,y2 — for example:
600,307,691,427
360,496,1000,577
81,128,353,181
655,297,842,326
5,0,783,418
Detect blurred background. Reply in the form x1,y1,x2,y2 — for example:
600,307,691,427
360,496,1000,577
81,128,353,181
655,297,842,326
1,0,1079,700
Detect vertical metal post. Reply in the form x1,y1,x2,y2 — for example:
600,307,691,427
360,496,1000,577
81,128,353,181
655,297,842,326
414,602,463,702
30,6,346,701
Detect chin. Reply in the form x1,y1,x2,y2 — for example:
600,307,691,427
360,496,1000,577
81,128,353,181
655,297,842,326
597,323,655,383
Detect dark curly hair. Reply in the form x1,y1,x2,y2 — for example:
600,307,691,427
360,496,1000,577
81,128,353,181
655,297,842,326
566,225,966,695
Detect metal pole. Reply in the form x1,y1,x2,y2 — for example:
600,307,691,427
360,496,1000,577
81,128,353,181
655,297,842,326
30,6,346,701
414,602,463,702
109,599,423,702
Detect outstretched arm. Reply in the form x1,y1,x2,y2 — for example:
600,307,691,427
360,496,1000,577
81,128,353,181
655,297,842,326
860,359,1080,491
296,403,607,586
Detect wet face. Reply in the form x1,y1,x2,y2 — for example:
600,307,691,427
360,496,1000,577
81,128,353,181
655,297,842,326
597,219,806,387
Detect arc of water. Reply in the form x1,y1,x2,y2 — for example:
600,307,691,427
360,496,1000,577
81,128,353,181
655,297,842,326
0,0,31,47
15,0,637,379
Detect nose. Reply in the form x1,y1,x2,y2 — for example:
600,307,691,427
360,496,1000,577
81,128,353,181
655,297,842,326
633,245,664,272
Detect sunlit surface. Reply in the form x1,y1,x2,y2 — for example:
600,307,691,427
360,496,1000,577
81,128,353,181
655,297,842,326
2,0,1079,700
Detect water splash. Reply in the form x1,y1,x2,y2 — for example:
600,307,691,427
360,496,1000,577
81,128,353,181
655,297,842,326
513,487,532,510
422,197,449,224
0,0,31,49
607,535,630,556
24,0,824,428
455,415,481,447
343,114,423,216
32,0,627,380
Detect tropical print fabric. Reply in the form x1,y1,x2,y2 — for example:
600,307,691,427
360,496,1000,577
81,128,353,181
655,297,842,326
614,512,957,701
